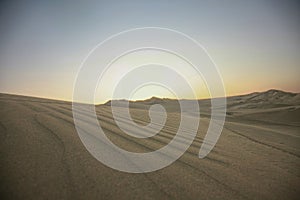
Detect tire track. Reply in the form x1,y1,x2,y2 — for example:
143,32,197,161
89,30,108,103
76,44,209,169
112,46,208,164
26,107,78,199
80,125,247,199
55,104,210,153
57,104,206,145
38,103,240,197
0,121,7,140
224,126,300,158
40,103,229,166
29,103,175,199
15,99,245,199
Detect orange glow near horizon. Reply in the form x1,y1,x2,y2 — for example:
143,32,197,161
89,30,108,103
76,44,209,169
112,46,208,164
1,1,300,104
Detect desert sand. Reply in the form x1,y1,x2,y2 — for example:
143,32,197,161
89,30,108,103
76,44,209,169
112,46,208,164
0,89,299,199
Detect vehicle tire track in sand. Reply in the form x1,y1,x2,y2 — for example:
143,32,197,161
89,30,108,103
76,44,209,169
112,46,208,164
224,126,300,158
33,114,78,199
34,110,175,200
39,103,229,166
0,121,7,141
5,97,249,199
32,102,245,198
55,104,206,145
78,123,246,199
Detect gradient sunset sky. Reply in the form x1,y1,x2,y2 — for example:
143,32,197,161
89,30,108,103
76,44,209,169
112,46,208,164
0,0,299,102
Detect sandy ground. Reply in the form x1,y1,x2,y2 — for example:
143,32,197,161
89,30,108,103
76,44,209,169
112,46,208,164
0,91,299,199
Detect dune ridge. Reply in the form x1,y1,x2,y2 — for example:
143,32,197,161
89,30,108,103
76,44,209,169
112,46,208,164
0,90,299,199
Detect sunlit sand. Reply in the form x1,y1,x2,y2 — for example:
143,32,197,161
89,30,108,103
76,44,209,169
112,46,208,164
0,90,299,199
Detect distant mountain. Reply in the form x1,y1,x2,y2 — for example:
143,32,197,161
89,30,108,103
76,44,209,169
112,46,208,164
100,90,300,125
103,99,129,106
103,96,178,111
136,96,172,105
227,89,300,109
104,89,300,107
104,96,175,106
242,89,298,102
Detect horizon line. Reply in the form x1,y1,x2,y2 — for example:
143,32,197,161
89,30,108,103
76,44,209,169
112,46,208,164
0,88,299,105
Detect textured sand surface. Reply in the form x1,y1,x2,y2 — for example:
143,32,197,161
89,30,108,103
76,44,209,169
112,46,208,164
0,90,299,199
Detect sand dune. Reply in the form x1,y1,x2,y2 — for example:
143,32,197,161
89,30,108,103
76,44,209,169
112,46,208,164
0,91,299,199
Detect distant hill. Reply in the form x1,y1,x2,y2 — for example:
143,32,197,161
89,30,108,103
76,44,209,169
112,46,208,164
227,89,300,109
103,89,300,107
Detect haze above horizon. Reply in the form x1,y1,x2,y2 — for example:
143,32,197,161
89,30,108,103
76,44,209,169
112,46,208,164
0,0,299,103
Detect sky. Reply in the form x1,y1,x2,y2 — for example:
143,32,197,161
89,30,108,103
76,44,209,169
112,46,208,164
0,0,299,103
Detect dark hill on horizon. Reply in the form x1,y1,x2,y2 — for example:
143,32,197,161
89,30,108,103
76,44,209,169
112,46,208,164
103,89,300,106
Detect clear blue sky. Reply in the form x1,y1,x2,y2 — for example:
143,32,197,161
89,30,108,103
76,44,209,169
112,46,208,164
0,0,299,101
